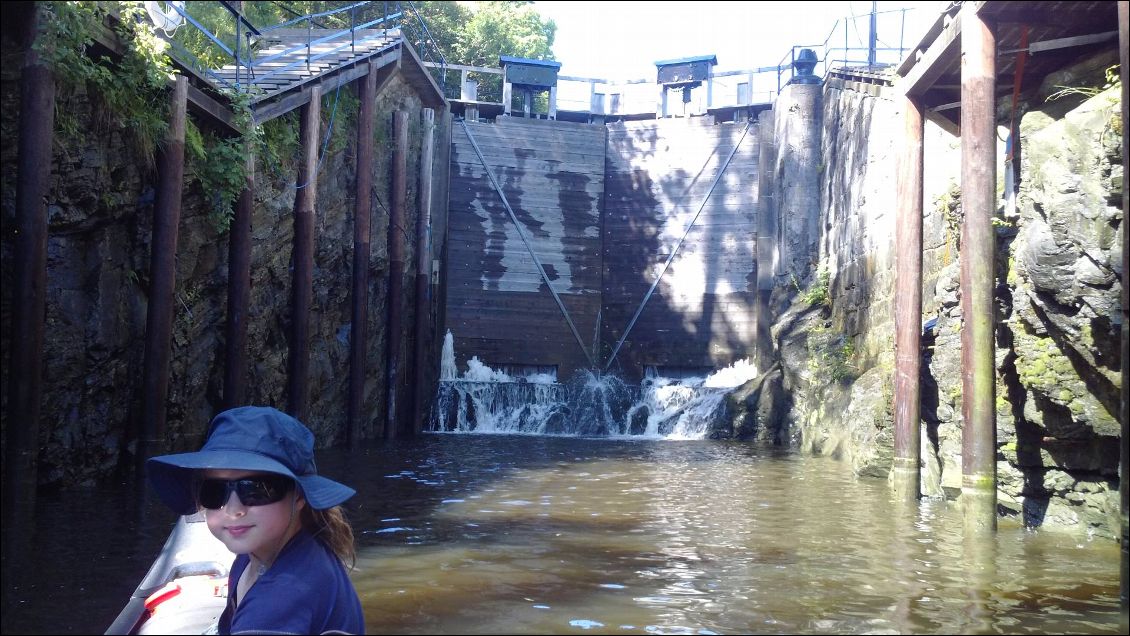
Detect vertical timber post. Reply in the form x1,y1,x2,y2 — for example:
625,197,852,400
288,87,320,421
4,1,55,528
224,143,254,409
140,75,188,461
893,94,924,501
348,69,376,448
754,109,776,371
959,9,997,533
413,108,436,435
386,110,409,439
1118,0,1128,620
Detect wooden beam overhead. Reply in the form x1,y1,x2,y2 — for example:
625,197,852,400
253,55,396,123
897,8,966,98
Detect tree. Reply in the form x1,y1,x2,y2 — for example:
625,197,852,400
449,1,556,103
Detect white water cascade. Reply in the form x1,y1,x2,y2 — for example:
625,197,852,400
430,332,760,439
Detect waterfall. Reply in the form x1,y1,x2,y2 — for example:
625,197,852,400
430,335,759,439
440,331,457,380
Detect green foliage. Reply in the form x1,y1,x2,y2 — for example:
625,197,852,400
806,324,857,384
802,269,830,307
323,84,360,156
38,2,175,167
412,1,556,102
1046,64,1121,102
185,120,246,233
259,112,300,181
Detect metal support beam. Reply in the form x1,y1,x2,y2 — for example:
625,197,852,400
288,86,320,421
893,94,924,501
348,69,376,448
959,10,997,533
141,76,188,461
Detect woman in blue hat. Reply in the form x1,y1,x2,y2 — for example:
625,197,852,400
147,406,365,634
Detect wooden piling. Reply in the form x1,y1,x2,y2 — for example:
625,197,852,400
1117,0,1128,617
385,110,409,438
754,109,776,371
893,94,924,501
288,87,320,421
959,10,997,532
140,75,187,460
412,108,436,434
4,2,55,525
348,71,376,448
223,145,254,410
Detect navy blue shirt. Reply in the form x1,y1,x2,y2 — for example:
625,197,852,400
218,529,365,634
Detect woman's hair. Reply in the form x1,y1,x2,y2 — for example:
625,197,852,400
301,504,356,569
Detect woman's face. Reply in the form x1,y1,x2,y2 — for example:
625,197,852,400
199,468,305,559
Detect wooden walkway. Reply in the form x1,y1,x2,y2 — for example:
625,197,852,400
164,25,444,128
213,28,401,104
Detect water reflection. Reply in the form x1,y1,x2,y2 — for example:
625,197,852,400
0,434,1122,634
341,436,1119,635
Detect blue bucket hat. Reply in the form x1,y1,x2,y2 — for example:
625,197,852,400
146,406,355,515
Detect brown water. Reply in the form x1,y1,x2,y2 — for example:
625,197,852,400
0,434,1123,634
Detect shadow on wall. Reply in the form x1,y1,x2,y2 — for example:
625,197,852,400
602,120,759,381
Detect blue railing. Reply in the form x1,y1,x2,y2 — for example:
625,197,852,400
774,7,916,90
155,1,448,97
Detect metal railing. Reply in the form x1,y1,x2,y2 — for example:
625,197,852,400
424,5,917,118
153,1,448,96
774,7,915,89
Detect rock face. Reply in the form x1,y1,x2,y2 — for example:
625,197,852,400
765,54,1122,540
0,33,447,487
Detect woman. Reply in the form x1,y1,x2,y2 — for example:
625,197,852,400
146,406,365,634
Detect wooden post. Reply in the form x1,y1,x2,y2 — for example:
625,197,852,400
4,1,55,528
412,108,436,435
893,94,924,501
1117,0,1128,617
754,110,776,371
288,87,320,421
549,85,558,120
503,79,513,116
223,144,254,409
959,9,997,533
140,76,188,461
348,71,376,448
385,110,409,438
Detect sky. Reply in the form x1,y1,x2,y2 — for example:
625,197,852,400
531,1,947,81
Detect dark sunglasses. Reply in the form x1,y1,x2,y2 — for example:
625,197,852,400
197,475,294,510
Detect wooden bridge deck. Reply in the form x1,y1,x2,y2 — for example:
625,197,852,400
213,28,402,105
157,25,445,128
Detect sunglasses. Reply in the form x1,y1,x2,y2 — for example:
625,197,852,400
197,475,294,510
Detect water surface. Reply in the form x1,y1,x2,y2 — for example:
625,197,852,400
0,434,1121,634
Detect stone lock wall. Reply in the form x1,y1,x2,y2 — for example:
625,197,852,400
1,39,447,486
768,51,1122,539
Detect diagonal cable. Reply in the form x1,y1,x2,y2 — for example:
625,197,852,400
458,119,597,369
604,120,752,371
